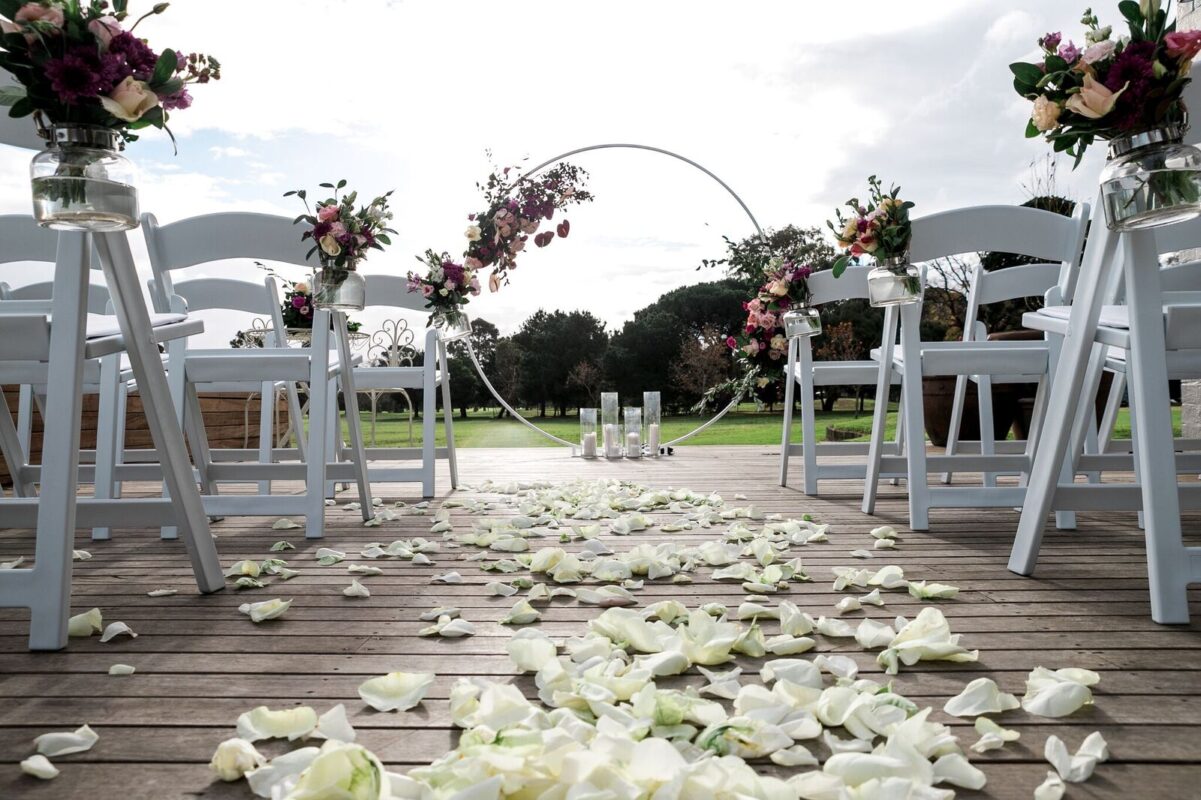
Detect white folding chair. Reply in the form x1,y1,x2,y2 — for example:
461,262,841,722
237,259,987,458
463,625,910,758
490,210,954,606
779,265,903,494
142,211,373,538
338,275,458,497
861,203,1090,530
1011,212,1201,623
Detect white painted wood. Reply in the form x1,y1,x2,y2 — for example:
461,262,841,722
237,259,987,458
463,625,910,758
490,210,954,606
334,310,375,517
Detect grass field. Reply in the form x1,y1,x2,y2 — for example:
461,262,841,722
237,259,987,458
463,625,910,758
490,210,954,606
346,401,1177,448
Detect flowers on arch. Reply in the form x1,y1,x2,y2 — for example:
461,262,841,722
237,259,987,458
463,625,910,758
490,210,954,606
406,249,480,321
828,175,914,276
285,180,396,269
1010,2,1194,164
0,1,220,143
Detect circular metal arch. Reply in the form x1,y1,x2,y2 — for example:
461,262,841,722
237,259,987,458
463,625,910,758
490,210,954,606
464,143,763,449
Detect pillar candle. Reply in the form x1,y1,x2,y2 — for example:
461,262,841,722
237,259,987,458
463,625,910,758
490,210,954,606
582,432,597,458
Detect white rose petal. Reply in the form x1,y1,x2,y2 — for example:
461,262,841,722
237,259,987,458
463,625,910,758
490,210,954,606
499,599,541,625
849,549,873,559
932,753,987,789
877,607,978,675
34,724,99,756
358,672,434,712
246,746,320,799
484,581,518,596
506,629,557,672
1022,667,1098,717
67,608,103,637
20,754,59,780
907,580,960,600
873,538,897,550
870,526,898,539
1034,771,1066,800
343,579,371,598
771,743,819,767
431,571,463,584
238,598,292,623
943,678,1020,717
272,518,303,530
419,606,460,621
73,549,92,561
108,663,135,676
147,588,177,597
315,704,356,743
0,556,24,569
970,716,1021,753
1045,731,1109,782
210,737,266,781
236,706,318,742
835,596,862,615
98,621,136,643
813,654,859,680
348,564,383,576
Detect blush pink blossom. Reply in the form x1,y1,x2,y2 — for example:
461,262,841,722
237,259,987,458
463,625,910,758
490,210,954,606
327,222,347,238
317,205,339,223
1166,30,1201,62
15,3,64,30
87,15,120,48
421,285,434,298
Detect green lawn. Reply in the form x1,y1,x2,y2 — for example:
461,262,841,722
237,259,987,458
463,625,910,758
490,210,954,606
345,401,1178,448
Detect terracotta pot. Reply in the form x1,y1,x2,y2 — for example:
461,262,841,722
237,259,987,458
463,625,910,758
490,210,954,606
922,376,1016,448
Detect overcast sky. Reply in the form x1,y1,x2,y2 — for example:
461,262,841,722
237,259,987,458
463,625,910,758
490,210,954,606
0,0,1114,342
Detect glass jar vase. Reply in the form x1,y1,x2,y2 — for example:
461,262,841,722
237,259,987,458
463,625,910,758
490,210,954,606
313,264,366,311
623,406,642,459
601,392,621,459
1100,124,1201,232
579,408,598,458
867,255,922,308
643,392,661,457
432,310,472,342
30,125,138,232
782,306,822,339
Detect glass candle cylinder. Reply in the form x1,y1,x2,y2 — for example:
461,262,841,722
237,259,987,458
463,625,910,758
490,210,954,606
624,406,642,459
579,408,598,458
601,392,621,459
643,391,661,457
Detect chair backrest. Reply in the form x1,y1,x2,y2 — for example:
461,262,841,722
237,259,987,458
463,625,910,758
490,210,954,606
807,264,874,307
172,276,278,316
0,99,43,150
910,204,1088,266
361,275,429,312
142,211,318,312
0,213,62,265
1,280,112,315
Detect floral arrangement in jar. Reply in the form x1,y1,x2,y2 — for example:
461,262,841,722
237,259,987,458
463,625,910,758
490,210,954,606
278,278,361,333
405,250,480,341
1011,2,1201,229
0,0,220,230
829,176,921,307
465,160,593,292
285,180,395,312
697,257,818,410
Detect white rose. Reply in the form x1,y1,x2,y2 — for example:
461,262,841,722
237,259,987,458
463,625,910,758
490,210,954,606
464,223,482,242
1031,95,1062,132
1082,40,1116,64
99,76,158,122
209,738,265,782
282,741,389,800
319,235,342,257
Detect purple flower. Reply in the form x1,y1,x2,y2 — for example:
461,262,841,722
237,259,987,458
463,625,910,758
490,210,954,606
44,54,105,105
1105,40,1157,130
291,296,307,308
161,87,192,110
108,32,159,77
312,221,332,239
1041,32,1062,52
1058,40,1081,63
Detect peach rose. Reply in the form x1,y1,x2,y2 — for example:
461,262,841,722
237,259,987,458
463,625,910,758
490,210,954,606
15,3,64,30
1031,95,1062,132
1065,74,1125,120
100,76,158,122
768,279,790,297
293,282,309,294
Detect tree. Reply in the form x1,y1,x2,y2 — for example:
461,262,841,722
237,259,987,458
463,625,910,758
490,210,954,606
603,309,684,410
446,318,500,419
512,309,608,416
567,360,603,407
701,225,837,289
671,325,736,403
490,338,523,418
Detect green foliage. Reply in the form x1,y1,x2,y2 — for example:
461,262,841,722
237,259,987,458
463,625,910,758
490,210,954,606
701,225,835,289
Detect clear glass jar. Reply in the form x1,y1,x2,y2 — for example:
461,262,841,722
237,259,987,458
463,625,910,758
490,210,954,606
432,309,472,342
1100,124,1201,231
313,265,366,311
601,392,621,458
579,408,598,458
867,255,923,308
623,406,642,458
643,391,661,457
30,125,138,232
782,306,822,338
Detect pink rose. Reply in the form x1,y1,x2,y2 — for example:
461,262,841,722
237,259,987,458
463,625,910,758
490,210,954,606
421,285,434,298
99,76,158,122
327,221,346,238
87,15,120,48
15,3,64,30
741,341,761,356
317,205,339,223
464,256,483,270
1166,31,1201,62
725,336,737,349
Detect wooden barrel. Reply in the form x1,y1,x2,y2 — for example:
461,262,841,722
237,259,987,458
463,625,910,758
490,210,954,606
0,390,290,486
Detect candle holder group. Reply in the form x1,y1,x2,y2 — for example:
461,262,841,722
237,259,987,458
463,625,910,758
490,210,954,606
582,391,662,459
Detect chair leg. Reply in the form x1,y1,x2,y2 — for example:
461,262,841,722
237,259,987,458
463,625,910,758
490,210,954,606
1098,371,1126,454
889,392,904,486
941,375,968,484
422,353,437,499
1123,230,1190,623
27,231,90,650
1128,390,1145,531
898,304,930,530
779,339,796,487
0,391,33,498
305,318,331,539
91,354,123,541
977,375,998,489
16,383,33,459
862,305,899,515
799,340,819,496
285,381,307,461
324,378,344,498
333,312,373,520
257,383,273,496
438,343,459,490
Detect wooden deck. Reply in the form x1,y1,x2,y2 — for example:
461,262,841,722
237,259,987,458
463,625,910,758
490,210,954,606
1,445,1199,799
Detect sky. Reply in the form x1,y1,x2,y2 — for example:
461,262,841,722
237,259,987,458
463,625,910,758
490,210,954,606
0,0,1119,344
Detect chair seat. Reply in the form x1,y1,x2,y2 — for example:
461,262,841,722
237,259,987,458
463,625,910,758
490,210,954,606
872,340,1049,378
799,361,899,387
352,366,445,391
85,312,187,339
183,349,332,383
